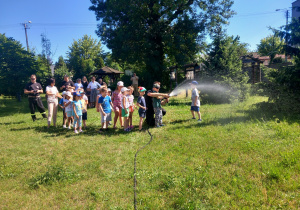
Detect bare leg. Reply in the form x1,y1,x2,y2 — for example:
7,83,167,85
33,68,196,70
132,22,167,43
139,117,143,130
113,110,119,128
191,110,195,118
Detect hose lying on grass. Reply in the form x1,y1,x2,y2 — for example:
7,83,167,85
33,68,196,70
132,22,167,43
134,128,153,210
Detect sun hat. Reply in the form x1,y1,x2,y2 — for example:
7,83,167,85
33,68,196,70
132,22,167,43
66,92,72,97
121,87,129,92
62,91,67,96
107,88,111,92
190,81,198,85
79,91,85,94
117,81,124,86
139,87,147,92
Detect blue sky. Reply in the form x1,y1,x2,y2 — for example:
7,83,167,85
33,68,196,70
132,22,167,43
0,0,295,63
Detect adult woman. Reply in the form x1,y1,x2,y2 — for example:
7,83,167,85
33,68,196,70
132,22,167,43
112,81,124,128
82,76,88,92
74,78,84,92
87,76,101,108
46,78,63,128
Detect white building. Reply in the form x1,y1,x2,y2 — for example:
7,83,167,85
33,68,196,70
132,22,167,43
292,0,300,21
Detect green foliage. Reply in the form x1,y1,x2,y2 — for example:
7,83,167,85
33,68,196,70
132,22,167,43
0,34,39,96
204,35,250,102
67,35,104,79
257,35,284,63
54,56,72,87
35,54,53,87
90,0,235,85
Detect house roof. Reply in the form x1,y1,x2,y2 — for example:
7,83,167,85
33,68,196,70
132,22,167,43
89,66,124,75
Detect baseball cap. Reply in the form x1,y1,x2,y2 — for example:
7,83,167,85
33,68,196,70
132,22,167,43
79,91,85,94
190,81,198,85
117,81,124,86
139,87,147,92
121,87,129,92
73,92,81,97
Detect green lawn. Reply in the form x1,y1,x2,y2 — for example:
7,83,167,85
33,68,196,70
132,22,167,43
0,95,300,209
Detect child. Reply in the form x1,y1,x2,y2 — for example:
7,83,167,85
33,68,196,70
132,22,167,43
59,91,67,128
98,88,114,132
127,86,135,129
112,81,124,129
72,92,83,133
136,87,147,131
64,92,73,129
147,82,169,128
107,88,112,126
190,81,202,122
121,87,130,131
80,91,88,129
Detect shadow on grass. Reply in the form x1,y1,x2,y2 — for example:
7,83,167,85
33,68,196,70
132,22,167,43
0,121,25,126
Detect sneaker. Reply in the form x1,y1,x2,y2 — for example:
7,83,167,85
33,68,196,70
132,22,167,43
74,130,78,134
191,117,196,119
159,124,165,126
108,122,112,126
79,129,84,133
130,125,134,130
68,126,71,130
156,125,161,128
198,119,202,122
63,125,66,128
124,128,131,132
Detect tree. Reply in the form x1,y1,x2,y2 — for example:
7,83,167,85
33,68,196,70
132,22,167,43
0,33,38,97
204,34,250,102
67,35,104,80
257,35,284,63
89,0,234,85
54,56,71,86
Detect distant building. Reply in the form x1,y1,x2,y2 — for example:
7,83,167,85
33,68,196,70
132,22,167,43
292,0,300,21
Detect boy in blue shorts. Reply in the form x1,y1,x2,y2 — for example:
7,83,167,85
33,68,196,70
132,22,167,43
136,87,147,131
98,87,114,132
190,81,202,122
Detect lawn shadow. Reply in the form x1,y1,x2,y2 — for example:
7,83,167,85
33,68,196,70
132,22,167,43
0,121,25,126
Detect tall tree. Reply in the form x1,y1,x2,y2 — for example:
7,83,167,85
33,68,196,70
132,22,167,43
0,34,38,97
257,35,284,63
67,35,104,79
89,0,234,83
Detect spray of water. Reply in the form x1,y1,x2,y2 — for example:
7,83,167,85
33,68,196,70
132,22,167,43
169,80,230,97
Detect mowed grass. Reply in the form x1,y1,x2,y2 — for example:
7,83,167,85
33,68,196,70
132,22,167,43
0,94,300,209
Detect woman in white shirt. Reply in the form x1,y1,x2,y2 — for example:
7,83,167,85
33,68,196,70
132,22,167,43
87,76,101,108
74,78,84,92
46,78,63,128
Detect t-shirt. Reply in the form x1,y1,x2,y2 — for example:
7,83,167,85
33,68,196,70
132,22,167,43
191,88,200,107
98,95,112,113
46,86,59,102
131,76,139,85
73,100,83,116
81,95,88,113
152,91,161,108
74,83,83,91
87,81,101,89
25,82,43,97
64,98,73,112
61,80,75,91
121,95,129,109
59,98,64,109
137,96,146,112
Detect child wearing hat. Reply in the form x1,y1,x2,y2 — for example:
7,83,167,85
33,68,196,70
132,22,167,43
80,91,88,129
121,87,130,131
190,81,202,122
136,87,147,131
72,92,83,133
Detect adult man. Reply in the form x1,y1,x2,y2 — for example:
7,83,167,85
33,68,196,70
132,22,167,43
60,75,75,91
24,74,47,121
130,73,139,97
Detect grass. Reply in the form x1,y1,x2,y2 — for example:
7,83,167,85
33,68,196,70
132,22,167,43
0,94,300,209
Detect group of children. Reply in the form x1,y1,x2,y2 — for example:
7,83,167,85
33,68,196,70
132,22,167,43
57,80,202,134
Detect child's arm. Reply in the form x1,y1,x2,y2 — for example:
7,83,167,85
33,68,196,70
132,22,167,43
64,101,71,107
110,102,114,111
96,95,100,112
136,102,146,110
73,103,78,119
194,96,198,106
99,104,106,116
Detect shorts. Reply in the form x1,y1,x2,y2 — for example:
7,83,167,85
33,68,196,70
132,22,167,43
122,108,129,117
114,105,122,112
129,106,134,113
82,112,87,120
101,112,112,123
191,106,200,112
66,111,73,117
139,109,146,118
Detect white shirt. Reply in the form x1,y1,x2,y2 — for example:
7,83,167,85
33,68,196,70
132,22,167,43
191,88,200,107
64,98,73,112
87,81,101,89
75,83,83,90
46,86,58,102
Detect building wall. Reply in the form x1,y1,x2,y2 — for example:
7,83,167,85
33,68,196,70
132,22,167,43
292,0,300,21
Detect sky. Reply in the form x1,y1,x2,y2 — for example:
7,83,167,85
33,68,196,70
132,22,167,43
0,0,296,63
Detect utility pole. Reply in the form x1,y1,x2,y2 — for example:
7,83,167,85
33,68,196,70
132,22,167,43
285,10,289,63
21,21,31,51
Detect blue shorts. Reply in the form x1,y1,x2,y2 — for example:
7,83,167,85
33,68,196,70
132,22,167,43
66,111,73,117
82,112,87,120
139,109,146,118
191,106,200,112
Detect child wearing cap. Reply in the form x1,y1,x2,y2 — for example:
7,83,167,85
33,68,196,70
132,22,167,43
190,81,202,122
72,92,83,133
80,91,88,129
136,87,147,131
127,86,135,129
98,87,114,132
121,87,130,131
112,81,124,129
64,91,73,129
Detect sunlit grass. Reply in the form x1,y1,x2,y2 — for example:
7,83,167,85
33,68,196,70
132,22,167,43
0,95,300,209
